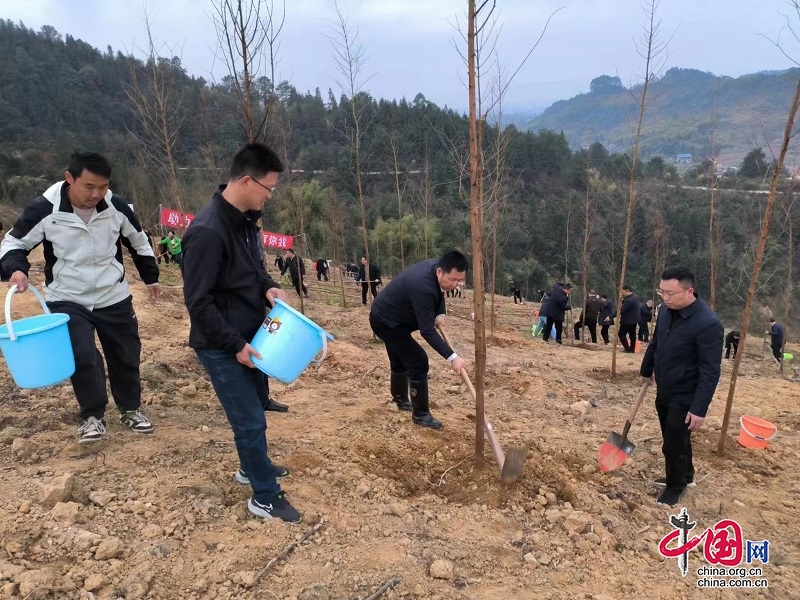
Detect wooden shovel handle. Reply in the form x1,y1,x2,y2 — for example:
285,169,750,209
437,325,506,468
622,380,651,438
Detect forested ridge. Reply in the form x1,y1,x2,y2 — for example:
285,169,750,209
1,20,797,330
527,68,800,167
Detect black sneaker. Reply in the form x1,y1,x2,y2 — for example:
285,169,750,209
247,494,302,523
78,416,107,444
235,465,290,485
657,487,685,506
119,409,154,434
654,477,696,488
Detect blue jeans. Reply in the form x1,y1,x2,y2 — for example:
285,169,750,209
196,349,281,503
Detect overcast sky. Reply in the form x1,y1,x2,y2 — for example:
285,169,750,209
4,0,798,112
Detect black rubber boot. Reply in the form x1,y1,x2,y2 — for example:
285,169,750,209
390,372,412,411
409,379,442,429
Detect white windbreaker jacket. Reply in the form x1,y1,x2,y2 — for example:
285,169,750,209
0,181,159,310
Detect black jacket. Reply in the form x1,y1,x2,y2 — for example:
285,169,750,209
358,262,381,283
183,190,280,352
639,304,653,326
601,300,616,325
619,293,641,325
725,331,741,346
640,298,724,416
540,284,570,321
585,296,603,321
281,255,305,279
770,322,785,346
315,258,328,274
370,259,452,359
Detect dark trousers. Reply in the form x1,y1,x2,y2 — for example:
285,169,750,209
170,252,182,265
772,343,783,361
370,316,429,380
291,277,308,297
317,271,328,282
656,396,694,490
157,248,171,264
513,292,522,304
362,282,378,304
48,297,142,420
543,317,563,343
601,322,611,344
638,322,650,342
725,341,738,359
618,323,637,350
574,318,598,343
196,349,281,503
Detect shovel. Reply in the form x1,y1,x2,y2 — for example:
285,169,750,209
598,380,650,473
437,326,526,483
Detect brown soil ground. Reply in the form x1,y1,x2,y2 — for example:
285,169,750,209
0,255,798,600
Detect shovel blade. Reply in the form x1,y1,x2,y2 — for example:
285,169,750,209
500,447,527,484
598,432,636,473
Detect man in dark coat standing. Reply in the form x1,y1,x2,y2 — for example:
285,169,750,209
281,248,309,298
359,256,381,305
574,289,603,343
618,285,640,352
315,257,329,282
640,267,723,506
600,293,616,344
369,251,469,429
768,318,785,366
638,299,654,343
540,282,571,344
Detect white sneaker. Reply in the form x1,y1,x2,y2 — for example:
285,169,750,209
120,409,154,434
78,417,107,443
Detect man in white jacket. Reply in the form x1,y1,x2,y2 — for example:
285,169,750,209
0,152,161,443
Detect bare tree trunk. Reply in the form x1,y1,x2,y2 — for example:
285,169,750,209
211,0,267,143
420,149,433,256
652,207,669,303
580,168,593,343
612,0,664,377
718,79,800,454
125,11,186,215
329,3,371,268
708,104,720,310
331,189,347,308
784,198,795,328
467,0,495,465
389,129,406,270
258,0,285,141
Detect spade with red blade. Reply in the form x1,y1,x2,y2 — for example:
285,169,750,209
598,380,650,473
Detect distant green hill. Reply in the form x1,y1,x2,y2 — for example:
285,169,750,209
526,67,800,167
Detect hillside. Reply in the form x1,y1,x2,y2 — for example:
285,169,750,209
526,68,800,166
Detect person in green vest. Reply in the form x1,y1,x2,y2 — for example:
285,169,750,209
160,230,182,265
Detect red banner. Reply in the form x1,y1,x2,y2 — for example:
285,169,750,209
160,207,184,228
159,207,292,248
261,231,293,249
160,207,196,229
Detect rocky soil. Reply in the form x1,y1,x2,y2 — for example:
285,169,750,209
0,255,798,599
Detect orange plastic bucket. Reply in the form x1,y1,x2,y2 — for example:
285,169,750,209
737,415,777,450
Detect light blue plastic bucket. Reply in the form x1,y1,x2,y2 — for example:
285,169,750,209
0,285,75,389
250,299,334,384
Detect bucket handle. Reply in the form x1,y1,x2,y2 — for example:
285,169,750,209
739,416,778,442
311,330,329,365
5,284,50,342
